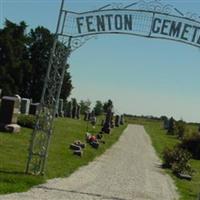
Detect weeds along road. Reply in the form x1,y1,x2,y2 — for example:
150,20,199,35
0,125,178,200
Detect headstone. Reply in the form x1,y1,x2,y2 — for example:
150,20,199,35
15,94,21,111
29,103,40,115
0,96,20,125
115,115,120,127
84,112,89,121
88,112,92,121
21,98,31,115
58,99,64,117
0,89,2,106
110,112,115,128
120,115,125,125
102,109,112,134
67,101,72,118
0,96,21,133
91,116,97,127
63,100,68,117
76,105,80,119
72,103,77,119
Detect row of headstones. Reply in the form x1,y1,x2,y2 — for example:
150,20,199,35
0,95,39,125
0,93,81,132
83,111,95,121
59,99,81,119
101,109,125,134
0,94,80,125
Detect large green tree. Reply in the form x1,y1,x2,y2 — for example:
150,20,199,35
0,20,31,96
0,20,72,101
103,99,113,113
28,26,72,101
79,99,91,114
93,100,103,116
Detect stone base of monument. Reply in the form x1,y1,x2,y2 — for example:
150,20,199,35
4,124,21,133
177,173,192,181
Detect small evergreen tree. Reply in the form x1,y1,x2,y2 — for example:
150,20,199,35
167,117,175,134
93,100,103,116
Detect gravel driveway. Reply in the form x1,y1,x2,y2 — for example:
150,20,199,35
0,125,179,200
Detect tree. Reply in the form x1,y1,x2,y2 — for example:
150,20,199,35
167,117,175,134
28,26,72,101
0,20,73,101
103,99,113,113
175,120,186,139
0,20,31,96
60,65,73,100
79,99,91,114
93,100,103,116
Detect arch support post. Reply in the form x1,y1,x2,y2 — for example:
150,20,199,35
25,0,72,175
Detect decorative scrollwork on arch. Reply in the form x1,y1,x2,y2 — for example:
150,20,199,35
70,35,98,51
137,0,173,14
111,3,124,9
185,12,200,21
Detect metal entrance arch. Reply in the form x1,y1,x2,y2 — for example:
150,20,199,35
26,0,200,175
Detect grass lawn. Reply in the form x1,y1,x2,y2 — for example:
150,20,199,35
0,117,127,194
127,117,200,200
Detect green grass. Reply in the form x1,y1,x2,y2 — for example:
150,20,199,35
126,117,200,200
0,117,127,194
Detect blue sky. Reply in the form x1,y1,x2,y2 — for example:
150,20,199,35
1,0,200,122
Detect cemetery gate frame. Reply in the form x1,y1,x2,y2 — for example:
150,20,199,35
26,0,200,175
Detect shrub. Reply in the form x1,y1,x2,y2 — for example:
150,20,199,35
174,120,186,139
163,147,175,168
163,146,193,176
18,114,36,128
181,132,200,159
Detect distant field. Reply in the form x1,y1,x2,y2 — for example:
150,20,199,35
0,117,127,194
127,117,200,200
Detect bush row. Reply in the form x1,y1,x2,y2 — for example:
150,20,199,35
162,118,200,178
17,114,36,128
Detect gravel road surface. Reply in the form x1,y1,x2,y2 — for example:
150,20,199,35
0,125,179,200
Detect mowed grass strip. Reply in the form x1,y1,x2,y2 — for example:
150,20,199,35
127,117,200,200
0,117,127,194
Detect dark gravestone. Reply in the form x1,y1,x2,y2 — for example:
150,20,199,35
76,105,80,119
120,115,125,125
102,109,113,134
0,96,21,132
67,101,72,118
21,98,31,115
115,115,120,127
110,112,115,128
29,103,40,115
58,99,64,117
88,112,92,121
63,100,68,117
72,104,77,119
0,89,2,108
84,112,89,121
